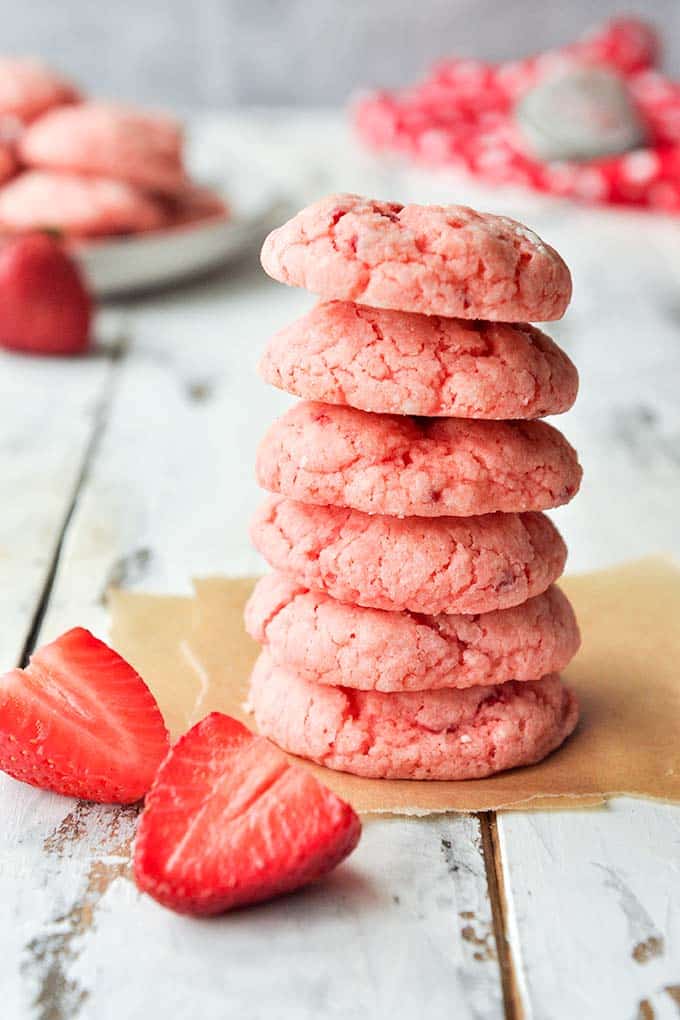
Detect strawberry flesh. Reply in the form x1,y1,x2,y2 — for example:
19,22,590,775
0,627,169,802
134,713,362,915
0,233,92,356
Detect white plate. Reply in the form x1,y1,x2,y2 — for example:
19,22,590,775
72,196,286,298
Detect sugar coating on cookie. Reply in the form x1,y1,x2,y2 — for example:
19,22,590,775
20,102,187,196
260,301,578,419
256,401,582,517
0,170,167,237
250,496,567,615
250,650,579,780
260,193,572,321
0,58,79,124
246,573,580,692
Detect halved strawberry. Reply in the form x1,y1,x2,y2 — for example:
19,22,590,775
0,627,169,803
134,713,361,915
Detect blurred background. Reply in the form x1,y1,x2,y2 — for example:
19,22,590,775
2,0,677,108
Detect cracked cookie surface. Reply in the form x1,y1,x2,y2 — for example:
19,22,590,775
260,301,578,418
256,401,582,517
245,574,580,692
250,496,567,614
260,194,571,321
249,650,579,780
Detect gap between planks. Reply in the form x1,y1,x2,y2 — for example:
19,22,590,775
18,335,128,666
478,811,525,1020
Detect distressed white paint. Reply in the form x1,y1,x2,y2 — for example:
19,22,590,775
0,320,120,666
63,815,501,1020
1,112,680,1018
499,802,680,1019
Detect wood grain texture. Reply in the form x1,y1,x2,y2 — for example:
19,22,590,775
498,803,680,1020
0,317,122,667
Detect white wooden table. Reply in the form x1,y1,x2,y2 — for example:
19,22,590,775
2,111,680,1020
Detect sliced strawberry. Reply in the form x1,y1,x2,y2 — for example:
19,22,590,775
0,233,92,356
0,627,169,803
134,713,361,915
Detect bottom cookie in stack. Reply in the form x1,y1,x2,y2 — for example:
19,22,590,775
248,649,578,781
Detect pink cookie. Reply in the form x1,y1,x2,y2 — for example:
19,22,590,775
0,142,16,186
256,401,582,517
260,301,578,419
249,650,578,780
20,102,187,196
260,194,571,321
168,185,229,227
0,170,167,237
0,58,79,125
250,496,567,614
246,573,580,692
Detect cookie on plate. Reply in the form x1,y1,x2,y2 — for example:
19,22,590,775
260,193,571,321
246,573,580,692
20,102,187,196
0,58,79,125
0,170,167,237
249,650,578,780
260,301,578,418
250,496,567,615
168,185,229,227
0,142,16,186
256,401,582,517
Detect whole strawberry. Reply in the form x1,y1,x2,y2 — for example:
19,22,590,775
0,232,92,355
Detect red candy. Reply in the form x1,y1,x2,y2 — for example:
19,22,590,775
354,17,680,212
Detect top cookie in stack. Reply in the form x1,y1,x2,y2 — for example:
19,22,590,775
260,193,572,321
248,193,581,782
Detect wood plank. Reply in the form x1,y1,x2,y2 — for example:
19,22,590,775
498,802,680,1019
10,813,502,1020
1,261,505,1017
0,313,125,1020
0,314,121,665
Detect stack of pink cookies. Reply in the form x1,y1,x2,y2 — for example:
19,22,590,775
0,57,226,238
246,193,582,781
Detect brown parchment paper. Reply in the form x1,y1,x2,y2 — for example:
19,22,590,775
109,558,680,814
